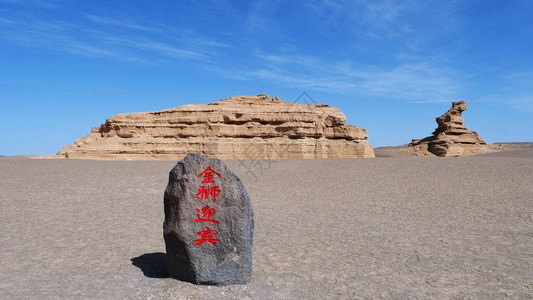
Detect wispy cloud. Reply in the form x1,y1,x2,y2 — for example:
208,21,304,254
304,0,468,57
0,0,63,9
128,40,211,61
184,38,231,49
0,10,230,64
1,0,525,113
66,43,117,58
503,72,533,91
0,14,120,58
355,63,460,100
237,51,461,101
509,97,533,114
481,94,533,116
409,99,458,104
86,14,153,32
480,72,533,115
216,0,468,102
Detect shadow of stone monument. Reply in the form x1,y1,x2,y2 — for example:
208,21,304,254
131,252,169,278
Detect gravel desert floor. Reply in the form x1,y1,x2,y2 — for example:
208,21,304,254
1,145,532,299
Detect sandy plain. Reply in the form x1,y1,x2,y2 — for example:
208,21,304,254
0,145,532,299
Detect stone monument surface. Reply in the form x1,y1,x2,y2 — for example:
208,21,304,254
163,153,254,285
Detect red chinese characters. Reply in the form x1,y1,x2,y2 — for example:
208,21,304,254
195,185,221,203
197,166,221,183
195,166,222,203
194,205,220,224
193,227,220,246
193,166,222,246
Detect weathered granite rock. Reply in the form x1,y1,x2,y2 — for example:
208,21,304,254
57,94,375,159
409,101,500,157
163,153,253,285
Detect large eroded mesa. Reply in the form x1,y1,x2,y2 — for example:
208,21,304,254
57,94,375,159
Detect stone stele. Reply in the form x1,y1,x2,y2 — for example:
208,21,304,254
408,101,500,157
163,153,254,285
57,94,375,159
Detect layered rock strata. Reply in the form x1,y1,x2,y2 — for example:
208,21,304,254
408,101,499,157
57,94,375,159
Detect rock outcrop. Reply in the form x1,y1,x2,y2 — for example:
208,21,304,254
408,101,499,157
57,94,375,160
164,153,254,285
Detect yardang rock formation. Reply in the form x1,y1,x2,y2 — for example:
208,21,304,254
58,94,375,160
408,101,499,157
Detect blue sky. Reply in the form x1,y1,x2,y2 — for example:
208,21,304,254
1,0,532,156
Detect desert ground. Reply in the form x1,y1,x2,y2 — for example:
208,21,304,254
1,144,532,299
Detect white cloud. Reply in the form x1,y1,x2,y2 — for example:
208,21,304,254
481,72,533,115
509,97,533,114
503,72,533,91
86,15,154,31
0,0,62,9
0,11,228,64
129,40,211,61
66,43,117,57
220,0,468,101
236,51,461,101
305,0,467,48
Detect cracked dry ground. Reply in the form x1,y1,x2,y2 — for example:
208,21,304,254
1,146,532,299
